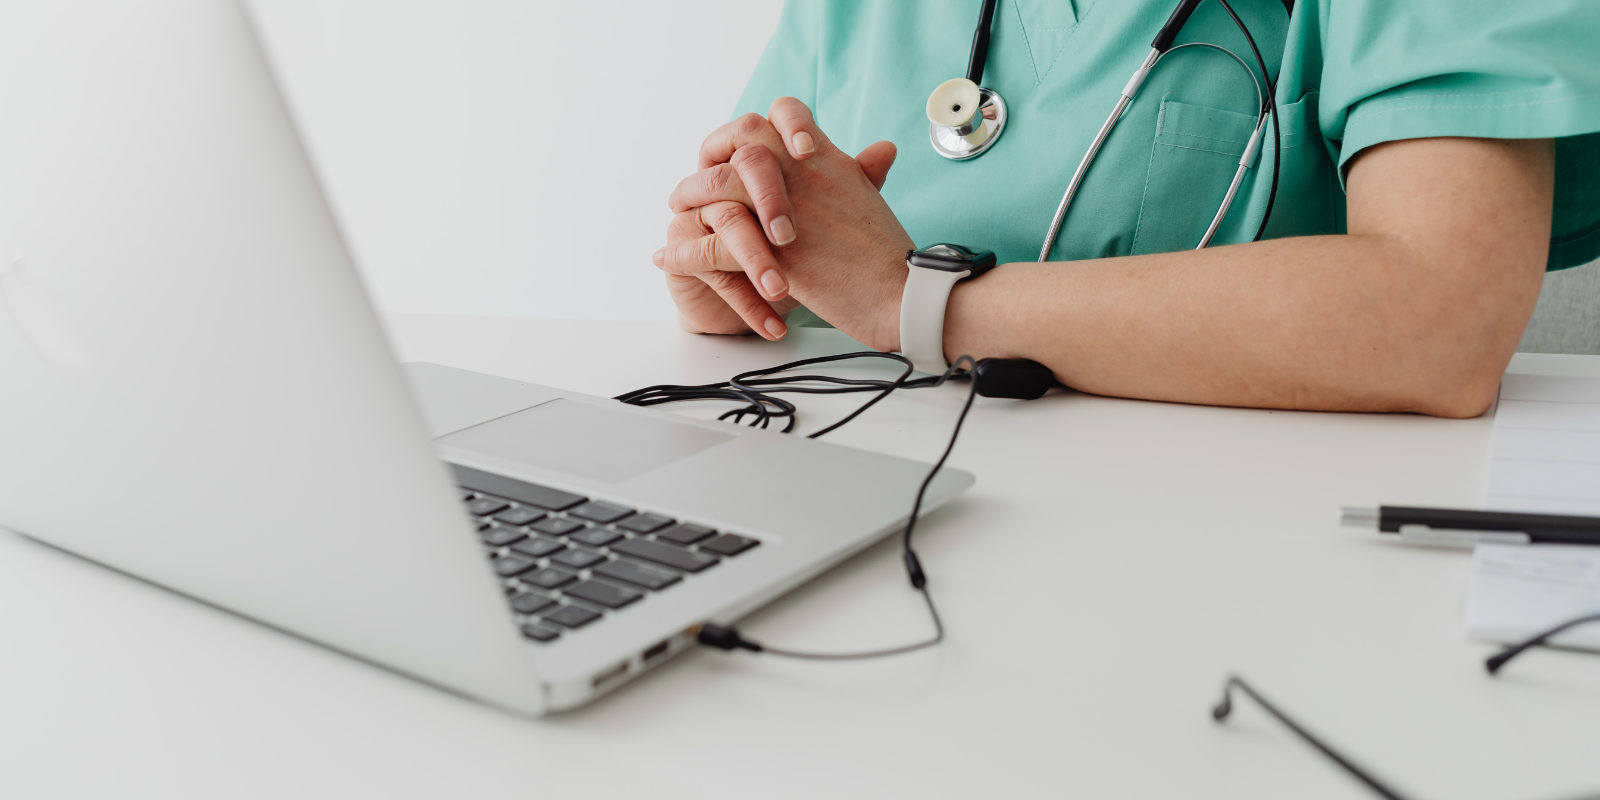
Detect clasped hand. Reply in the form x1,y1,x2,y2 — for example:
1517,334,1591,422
654,98,913,351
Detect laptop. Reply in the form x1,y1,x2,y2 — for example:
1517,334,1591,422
0,0,973,714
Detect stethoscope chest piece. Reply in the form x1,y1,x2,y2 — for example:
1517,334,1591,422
927,78,1006,161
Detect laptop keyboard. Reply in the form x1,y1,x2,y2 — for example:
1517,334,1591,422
451,464,760,644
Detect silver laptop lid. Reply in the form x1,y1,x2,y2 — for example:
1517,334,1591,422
0,0,543,713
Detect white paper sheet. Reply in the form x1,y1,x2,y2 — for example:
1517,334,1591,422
1465,543,1600,649
1486,374,1600,515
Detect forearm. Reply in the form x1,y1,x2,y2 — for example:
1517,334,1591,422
659,113,1552,416
944,232,1542,416
940,137,1554,417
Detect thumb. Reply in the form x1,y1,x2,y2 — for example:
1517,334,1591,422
855,141,898,191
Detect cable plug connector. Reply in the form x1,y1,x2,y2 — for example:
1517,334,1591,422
904,551,928,589
695,624,764,652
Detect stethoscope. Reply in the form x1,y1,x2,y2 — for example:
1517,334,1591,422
926,0,1287,259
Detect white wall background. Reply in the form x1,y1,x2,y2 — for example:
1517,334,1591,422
250,0,784,323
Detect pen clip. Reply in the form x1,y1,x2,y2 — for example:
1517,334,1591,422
1396,524,1531,549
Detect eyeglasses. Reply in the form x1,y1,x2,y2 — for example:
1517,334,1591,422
1214,613,1600,800
1212,676,1411,800
1485,612,1600,675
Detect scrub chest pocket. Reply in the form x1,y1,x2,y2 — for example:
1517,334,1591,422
1132,94,1337,255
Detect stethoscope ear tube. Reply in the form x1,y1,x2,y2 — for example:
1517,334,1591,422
1036,45,1162,263
1197,113,1267,249
1151,0,1207,52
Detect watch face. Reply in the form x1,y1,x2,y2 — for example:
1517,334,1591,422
920,244,980,261
907,243,997,275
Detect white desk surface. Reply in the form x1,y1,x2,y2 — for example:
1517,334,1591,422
6,314,1600,800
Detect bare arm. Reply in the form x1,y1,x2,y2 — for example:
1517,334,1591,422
945,137,1554,417
658,100,1555,418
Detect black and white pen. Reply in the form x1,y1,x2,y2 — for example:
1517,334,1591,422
1340,505,1600,548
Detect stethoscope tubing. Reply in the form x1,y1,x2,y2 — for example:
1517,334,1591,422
1037,42,1267,260
1036,48,1159,262
1200,113,1268,248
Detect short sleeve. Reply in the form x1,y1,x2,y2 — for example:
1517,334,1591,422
731,0,821,119
1316,0,1600,270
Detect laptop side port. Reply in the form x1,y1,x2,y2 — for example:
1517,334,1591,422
591,661,630,689
642,639,671,662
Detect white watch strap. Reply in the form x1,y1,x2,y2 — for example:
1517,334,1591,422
899,262,969,375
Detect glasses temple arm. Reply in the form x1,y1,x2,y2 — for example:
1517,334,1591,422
1485,613,1600,675
1212,675,1413,800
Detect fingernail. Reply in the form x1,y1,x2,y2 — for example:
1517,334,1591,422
793,131,815,155
760,269,787,298
764,317,787,339
770,215,795,245
652,248,665,267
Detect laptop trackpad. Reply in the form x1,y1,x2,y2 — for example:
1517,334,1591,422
437,398,735,484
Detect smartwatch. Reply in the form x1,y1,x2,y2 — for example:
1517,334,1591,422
898,243,997,374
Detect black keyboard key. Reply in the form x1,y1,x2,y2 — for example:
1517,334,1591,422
617,513,674,533
493,507,544,526
510,593,557,615
510,537,565,559
531,517,585,536
562,580,642,609
466,497,509,516
570,527,623,547
451,463,587,510
460,490,477,501
494,555,538,577
699,534,759,556
551,549,606,569
520,567,578,590
521,623,561,642
568,501,634,523
611,538,719,573
656,523,716,545
593,559,682,591
544,605,602,629
479,526,528,547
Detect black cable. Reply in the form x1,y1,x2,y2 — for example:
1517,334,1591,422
620,354,980,661
896,355,977,591
1212,0,1283,243
616,351,943,438
1213,675,1412,800
696,356,977,660
711,586,945,661
618,381,801,431
731,351,916,439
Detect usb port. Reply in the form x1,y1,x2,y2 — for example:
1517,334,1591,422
591,661,629,689
642,639,670,661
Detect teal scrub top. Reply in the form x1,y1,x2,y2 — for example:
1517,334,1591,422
732,0,1600,327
